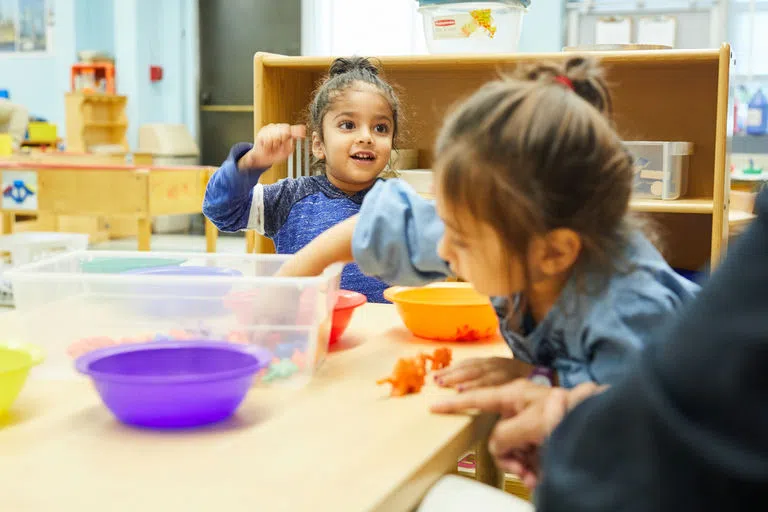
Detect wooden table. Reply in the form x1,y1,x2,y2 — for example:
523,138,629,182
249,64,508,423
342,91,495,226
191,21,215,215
0,161,219,252
0,304,509,512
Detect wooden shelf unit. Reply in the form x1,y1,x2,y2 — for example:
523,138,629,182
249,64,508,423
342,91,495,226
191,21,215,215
64,93,129,153
250,47,733,271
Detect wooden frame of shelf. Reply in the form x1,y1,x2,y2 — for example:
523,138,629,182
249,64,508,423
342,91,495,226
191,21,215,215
64,93,129,153
247,47,733,271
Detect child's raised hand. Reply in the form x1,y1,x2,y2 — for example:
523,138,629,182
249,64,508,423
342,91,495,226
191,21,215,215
433,356,533,392
239,124,307,170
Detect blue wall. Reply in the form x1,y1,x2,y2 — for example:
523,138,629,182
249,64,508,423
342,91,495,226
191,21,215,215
0,0,76,128
114,0,197,148
74,0,113,54
0,0,197,149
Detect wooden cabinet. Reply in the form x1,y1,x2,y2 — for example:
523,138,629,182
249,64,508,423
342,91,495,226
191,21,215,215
250,47,732,271
64,93,129,153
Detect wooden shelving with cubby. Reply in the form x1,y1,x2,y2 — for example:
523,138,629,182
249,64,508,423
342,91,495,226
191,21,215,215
64,93,129,153
248,47,733,271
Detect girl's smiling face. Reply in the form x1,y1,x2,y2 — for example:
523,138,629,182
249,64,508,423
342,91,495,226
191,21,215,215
312,83,394,194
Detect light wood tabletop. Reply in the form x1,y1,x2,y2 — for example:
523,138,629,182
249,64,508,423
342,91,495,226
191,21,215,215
0,304,508,512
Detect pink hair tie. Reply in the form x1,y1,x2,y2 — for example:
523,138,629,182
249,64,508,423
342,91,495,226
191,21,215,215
554,75,574,90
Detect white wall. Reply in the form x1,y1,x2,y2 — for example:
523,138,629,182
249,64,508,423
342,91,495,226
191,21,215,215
518,0,564,53
301,0,564,56
302,0,427,56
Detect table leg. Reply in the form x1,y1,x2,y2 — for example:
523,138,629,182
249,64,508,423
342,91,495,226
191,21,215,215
1,212,12,234
205,218,218,253
137,217,152,251
475,439,505,490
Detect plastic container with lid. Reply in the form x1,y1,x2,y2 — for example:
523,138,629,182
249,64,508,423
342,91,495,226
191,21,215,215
0,232,89,305
6,251,343,387
416,0,529,54
626,141,694,201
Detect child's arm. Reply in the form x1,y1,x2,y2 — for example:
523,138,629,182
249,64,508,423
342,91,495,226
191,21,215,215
203,124,305,232
275,216,357,277
277,179,453,285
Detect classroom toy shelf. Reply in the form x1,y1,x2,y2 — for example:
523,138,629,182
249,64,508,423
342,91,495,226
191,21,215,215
247,48,733,271
65,93,129,153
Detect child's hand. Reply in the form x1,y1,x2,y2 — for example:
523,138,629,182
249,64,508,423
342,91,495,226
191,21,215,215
239,124,307,170
430,379,560,488
489,382,605,488
433,356,533,392
431,379,605,489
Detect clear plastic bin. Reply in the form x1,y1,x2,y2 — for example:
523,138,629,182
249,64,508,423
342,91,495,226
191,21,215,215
0,232,89,306
417,1,527,54
625,141,694,201
6,251,343,385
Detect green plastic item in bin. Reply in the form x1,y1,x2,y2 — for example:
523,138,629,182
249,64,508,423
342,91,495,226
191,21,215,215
80,257,186,274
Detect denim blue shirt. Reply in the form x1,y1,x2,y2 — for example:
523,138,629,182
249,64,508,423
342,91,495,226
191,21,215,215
352,179,701,387
202,142,389,303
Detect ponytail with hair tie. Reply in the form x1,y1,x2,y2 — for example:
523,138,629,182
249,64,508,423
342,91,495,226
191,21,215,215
554,75,575,90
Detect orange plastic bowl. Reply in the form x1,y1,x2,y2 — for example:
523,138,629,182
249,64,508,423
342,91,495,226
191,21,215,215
384,284,499,341
330,290,367,345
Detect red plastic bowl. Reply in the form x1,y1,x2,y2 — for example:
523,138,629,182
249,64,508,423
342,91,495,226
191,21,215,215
330,290,367,345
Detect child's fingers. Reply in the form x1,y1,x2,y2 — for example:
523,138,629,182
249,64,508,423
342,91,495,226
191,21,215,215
542,388,570,435
434,364,485,388
433,358,478,377
290,124,307,139
566,382,605,410
456,370,513,392
430,386,508,414
522,472,538,490
489,407,548,459
436,367,483,388
272,124,292,153
497,457,525,477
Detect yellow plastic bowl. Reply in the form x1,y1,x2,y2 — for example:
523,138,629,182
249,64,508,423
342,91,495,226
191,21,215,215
0,343,44,415
384,283,499,341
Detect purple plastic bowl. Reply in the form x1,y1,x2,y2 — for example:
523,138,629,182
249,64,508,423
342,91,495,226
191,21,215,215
123,266,243,317
75,341,271,429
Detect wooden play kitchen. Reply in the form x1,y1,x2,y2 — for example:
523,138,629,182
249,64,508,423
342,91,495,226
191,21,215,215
0,161,219,252
247,47,734,272
0,304,509,511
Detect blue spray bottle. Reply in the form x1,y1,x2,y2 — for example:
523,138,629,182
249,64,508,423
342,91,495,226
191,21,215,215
747,88,768,136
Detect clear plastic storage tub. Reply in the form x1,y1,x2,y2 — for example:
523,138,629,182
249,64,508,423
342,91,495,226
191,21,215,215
625,141,694,201
0,232,89,305
417,0,528,54
6,251,343,385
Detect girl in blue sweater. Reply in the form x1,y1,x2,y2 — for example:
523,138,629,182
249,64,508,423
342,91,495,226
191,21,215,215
203,57,400,303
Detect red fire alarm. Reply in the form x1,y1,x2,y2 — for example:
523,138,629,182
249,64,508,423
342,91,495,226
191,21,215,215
150,65,163,82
